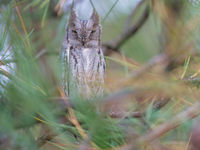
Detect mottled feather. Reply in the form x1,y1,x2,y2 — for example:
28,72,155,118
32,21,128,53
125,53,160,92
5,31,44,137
61,9,105,98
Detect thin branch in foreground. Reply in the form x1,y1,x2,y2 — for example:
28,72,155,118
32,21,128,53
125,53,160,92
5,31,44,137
101,0,120,23
108,97,170,119
142,102,200,143
89,0,95,9
58,87,87,139
122,102,200,150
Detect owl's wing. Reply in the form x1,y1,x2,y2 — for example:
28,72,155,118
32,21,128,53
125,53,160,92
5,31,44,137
60,39,70,96
99,48,106,78
92,48,106,97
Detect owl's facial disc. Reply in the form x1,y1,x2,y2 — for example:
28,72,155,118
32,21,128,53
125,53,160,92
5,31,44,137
70,28,93,46
79,28,97,46
70,21,99,47
68,9,100,48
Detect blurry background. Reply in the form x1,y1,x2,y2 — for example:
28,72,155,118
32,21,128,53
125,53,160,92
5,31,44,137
1,0,200,150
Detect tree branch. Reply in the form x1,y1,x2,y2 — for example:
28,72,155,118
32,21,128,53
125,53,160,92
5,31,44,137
104,5,150,55
122,102,200,150
124,0,147,32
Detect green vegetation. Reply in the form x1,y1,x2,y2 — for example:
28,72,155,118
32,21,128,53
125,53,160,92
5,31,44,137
1,0,200,150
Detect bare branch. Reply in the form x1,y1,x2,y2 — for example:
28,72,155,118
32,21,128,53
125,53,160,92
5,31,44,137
99,88,170,119
108,98,170,119
109,111,144,119
104,5,150,55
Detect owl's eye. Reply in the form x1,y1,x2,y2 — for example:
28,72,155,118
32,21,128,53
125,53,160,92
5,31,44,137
91,30,96,34
72,30,77,34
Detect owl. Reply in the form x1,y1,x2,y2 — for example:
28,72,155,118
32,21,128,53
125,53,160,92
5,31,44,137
61,9,106,98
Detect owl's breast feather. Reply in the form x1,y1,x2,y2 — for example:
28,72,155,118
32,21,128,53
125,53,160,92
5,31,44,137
81,48,97,73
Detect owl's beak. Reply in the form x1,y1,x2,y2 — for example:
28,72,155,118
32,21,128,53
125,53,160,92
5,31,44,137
82,41,85,46
81,37,87,45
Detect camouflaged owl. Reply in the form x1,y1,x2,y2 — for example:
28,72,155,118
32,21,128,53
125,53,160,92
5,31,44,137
61,9,106,98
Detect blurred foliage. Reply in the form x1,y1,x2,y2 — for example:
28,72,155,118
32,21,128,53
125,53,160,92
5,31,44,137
1,0,200,150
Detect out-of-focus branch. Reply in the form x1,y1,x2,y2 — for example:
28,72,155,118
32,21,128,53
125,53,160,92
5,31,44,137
109,111,144,119
122,102,200,150
127,53,168,79
99,88,170,119
36,132,56,147
104,5,150,55
114,53,168,86
123,0,146,31
108,97,170,119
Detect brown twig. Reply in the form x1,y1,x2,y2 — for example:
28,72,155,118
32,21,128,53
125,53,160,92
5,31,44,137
108,98,170,119
58,87,87,138
100,88,170,119
109,111,144,119
14,1,31,53
104,5,150,55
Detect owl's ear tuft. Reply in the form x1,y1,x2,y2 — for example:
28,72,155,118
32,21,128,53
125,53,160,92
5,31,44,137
69,9,78,27
71,9,77,19
90,9,99,26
